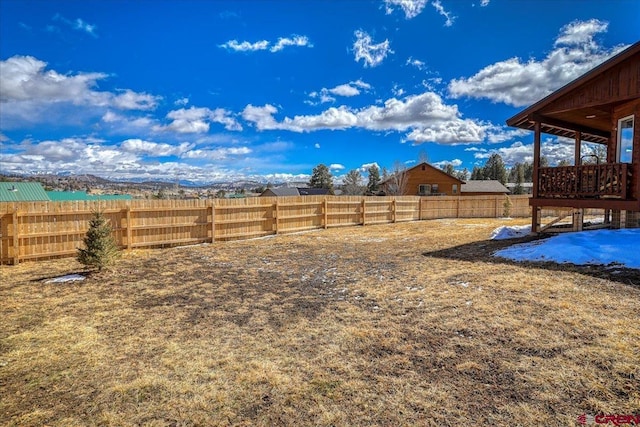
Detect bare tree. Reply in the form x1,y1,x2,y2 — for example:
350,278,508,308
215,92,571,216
386,161,408,195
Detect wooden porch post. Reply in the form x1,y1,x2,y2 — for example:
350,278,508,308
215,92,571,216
574,131,582,166
531,121,541,233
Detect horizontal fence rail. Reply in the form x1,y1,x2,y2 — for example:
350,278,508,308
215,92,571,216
0,195,531,265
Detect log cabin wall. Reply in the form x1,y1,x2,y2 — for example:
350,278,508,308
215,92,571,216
402,164,462,196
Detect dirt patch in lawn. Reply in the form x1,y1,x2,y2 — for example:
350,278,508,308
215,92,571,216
1,218,639,426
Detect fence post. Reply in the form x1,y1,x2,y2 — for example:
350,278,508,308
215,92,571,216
275,199,279,234
456,197,460,218
12,208,19,265
323,198,328,229
126,203,132,250
392,198,397,223
210,200,216,243
495,196,500,218
361,199,366,226
418,198,422,221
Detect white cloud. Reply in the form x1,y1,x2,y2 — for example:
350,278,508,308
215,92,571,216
175,97,189,106
329,164,345,171
480,0,490,6
406,57,426,70
384,0,428,19
314,143,321,149
473,140,576,166
182,146,252,160
219,35,312,53
270,35,312,52
242,91,488,144
432,158,463,168
73,18,97,36
359,162,380,172
155,106,242,133
308,80,371,104
392,84,405,97
53,14,97,37
353,30,393,68
219,39,270,52
431,0,456,27
120,139,193,157
0,55,159,111
448,19,627,107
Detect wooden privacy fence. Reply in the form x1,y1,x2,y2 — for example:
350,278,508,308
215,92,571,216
0,195,531,264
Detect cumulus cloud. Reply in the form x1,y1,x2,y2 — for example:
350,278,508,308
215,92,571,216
480,0,490,6
0,55,159,111
329,164,345,171
243,92,488,144
120,139,194,157
155,106,242,133
406,57,426,70
314,143,321,149
473,139,576,166
219,35,312,52
308,80,371,104
353,30,393,68
175,97,189,106
448,19,627,106
384,0,428,19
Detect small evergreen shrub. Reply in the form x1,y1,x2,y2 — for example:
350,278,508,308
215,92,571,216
77,211,119,271
502,196,513,218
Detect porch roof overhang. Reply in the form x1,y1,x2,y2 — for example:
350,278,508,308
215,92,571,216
507,41,640,144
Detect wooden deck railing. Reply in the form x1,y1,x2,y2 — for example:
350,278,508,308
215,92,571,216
538,163,630,198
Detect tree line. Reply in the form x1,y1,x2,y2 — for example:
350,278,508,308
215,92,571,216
307,154,545,196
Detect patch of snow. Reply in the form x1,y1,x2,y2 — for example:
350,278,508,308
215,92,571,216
46,274,85,283
490,225,531,240
494,229,640,270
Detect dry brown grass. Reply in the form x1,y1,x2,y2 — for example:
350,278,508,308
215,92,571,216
1,218,639,426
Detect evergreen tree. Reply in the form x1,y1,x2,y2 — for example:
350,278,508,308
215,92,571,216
77,211,119,271
366,164,381,193
470,166,483,180
455,168,469,181
441,163,456,176
481,154,508,184
309,163,334,191
343,169,364,195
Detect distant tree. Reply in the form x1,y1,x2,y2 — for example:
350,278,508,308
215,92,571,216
385,161,408,195
381,167,389,182
502,196,513,218
343,169,365,195
215,189,226,198
309,164,334,192
366,164,381,193
252,186,266,194
77,211,119,271
481,154,508,184
470,166,483,180
441,163,456,176
418,150,430,164
455,168,469,181
557,159,571,167
155,188,167,199
581,143,607,164
512,164,525,195
522,162,534,182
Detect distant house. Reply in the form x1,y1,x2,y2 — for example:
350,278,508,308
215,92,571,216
379,162,464,196
260,187,331,197
0,182,50,202
461,180,510,195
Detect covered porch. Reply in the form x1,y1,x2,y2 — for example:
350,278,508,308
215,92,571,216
507,42,640,233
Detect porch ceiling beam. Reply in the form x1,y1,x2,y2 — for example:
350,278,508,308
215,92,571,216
528,113,611,139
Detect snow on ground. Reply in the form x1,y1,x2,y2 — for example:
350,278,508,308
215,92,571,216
45,274,85,283
490,225,531,240
494,228,640,269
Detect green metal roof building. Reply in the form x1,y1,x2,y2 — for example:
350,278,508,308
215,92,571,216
0,182,50,202
46,191,132,201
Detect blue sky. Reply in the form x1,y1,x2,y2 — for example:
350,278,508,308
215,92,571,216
1,0,638,184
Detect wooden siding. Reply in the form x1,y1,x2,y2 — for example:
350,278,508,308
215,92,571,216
0,195,531,264
382,163,462,196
